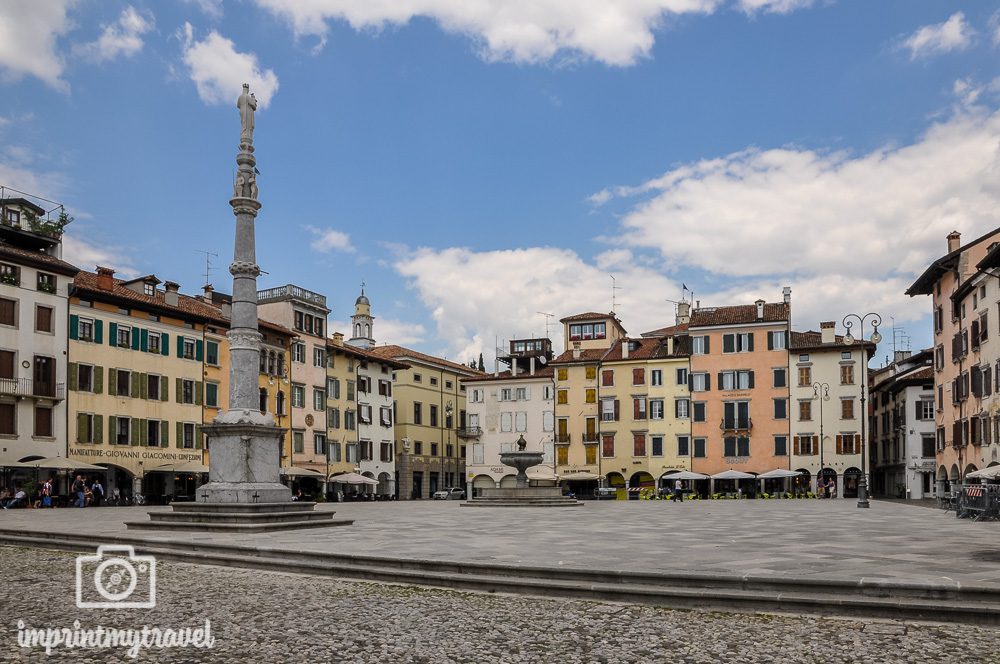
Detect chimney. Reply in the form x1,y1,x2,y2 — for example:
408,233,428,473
947,231,961,253
621,339,629,360
163,281,180,307
203,283,214,303
529,356,535,376
894,350,912,364
96,266,115,291
820,321,835,345
782,286,791,305
332,332,344,346
676,301,691,325
512,360,518,377
666,336,674,355
572,341,581,360
221,302,232,319
755,299,765,320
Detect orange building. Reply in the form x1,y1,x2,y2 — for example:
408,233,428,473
687,295,792,484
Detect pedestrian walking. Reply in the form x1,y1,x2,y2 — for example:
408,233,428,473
40,478,52,508
90,477,104,507
72,475,85,508
673,479,683,502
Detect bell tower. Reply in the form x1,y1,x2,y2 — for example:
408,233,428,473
348,283,375,349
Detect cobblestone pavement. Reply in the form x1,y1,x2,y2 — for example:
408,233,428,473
2,547,999,664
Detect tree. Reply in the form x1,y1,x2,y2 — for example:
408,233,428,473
477,353,485,372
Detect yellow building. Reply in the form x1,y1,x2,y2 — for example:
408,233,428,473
367,345,480,499
67,269,221,502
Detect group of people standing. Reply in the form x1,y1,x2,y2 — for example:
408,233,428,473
818,477,838,499
0,475,106,508
70,475,104,507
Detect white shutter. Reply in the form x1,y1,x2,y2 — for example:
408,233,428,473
524,387,531,400
515,412,527,432
501,412,512,432
543,411,554,432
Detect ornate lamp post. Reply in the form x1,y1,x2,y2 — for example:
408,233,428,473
812,381,830,493
445,401,454,488
842,313,882,509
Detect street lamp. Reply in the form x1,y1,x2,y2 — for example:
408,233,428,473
842,312,882,508
812,381,830,492
445,401,454,489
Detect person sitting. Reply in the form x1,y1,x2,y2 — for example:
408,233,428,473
3,488,27,509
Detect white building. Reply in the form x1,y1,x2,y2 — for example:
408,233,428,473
789,323,870,497
870,349,936,499
462,339,555,495
355,348,402,497
0,196,78,464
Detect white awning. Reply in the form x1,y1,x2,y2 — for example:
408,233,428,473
711,469,756,480
661,470,709,480
757,468,801,479
559,471,601,481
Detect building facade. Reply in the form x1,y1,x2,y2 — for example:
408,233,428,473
0,197,78,464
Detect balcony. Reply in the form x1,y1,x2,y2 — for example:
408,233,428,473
720,417,752,432
457,426,483,439
582,433,599,444
555,433,571,444
0,378,65,401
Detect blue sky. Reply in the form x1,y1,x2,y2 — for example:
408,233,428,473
2,1,999,365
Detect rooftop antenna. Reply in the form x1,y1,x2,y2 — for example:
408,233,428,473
537,311,555,340
610,274,622,314
195,249,219,289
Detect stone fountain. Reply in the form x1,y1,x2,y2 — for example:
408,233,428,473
463,435,581,508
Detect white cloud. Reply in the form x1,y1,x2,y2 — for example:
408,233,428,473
736,0,813,15
306,225,355,253
182,0,224,20
179,23,279,108
900,12,974,60
328,317,427,347
990,10,1000,47
0,0,74,90
62,233,137,278
253,0,724,66
75,6,154,63
597,107,1000,287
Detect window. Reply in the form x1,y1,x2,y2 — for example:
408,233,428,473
313,389,325,411
651,370,662,386
116,369,131,397
921,434,936,458
515,411,527,432
430,442,439,456
650,399,664,420
722,333,753,353
543,385,554,400
276,391,286,416
691,373,709,392
117,325,132,349
515,387,527,401
0,297,14,327
412,372,422,383
34,406,52,437
430,404,438,427
378,380,392,397
836,433,859,455
773,398,787,419
329,408,340,429
774,436,788,456
676,368,688,385
182,337,195,360
292,343,305,363
840,364,855,385
633,433,646,456
916,400,934,421
148,331,161,354
206,341,219,366
293,431,304,453
799,354,809,362
556,390,568,405
600,398,618,422
380,442,393,462
34,305,53,333
723,401,750,429
429,376,438,386
76,413,96,444
602,434,615,458
633,397,647,420
675,398,689,419
797,366,811,387
585,366,597,380
585,388,597,404
77,364,94,392
115,416,130,445
36,272,56,293
413,402,422,425
0,264,18,287
632,368,645,385
799,400,812,421
78,317,95,341
314,433,327,455
692,336,709,355
693,438,706,458
723,436,750,457
291,384,305,408
841,398,855,419
182,379,195,404
772,367,787,387
499,388,512,401
314,347,326,367
768,330,787,350
677,436,690,456
0,402,13,435
692,402,706,422
601,369,614,387
795,435,815,455
359,404,373,425
569,322,607,340
198,381,216,408
183,423,196,449
380,406,392,427
347,380,355,401
345,410,356,430
557,368,567,381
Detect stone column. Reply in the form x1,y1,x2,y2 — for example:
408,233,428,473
397,448,412,500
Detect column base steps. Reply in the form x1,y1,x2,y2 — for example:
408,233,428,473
125,502,353,532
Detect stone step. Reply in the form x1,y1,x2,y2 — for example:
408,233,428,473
168,501,319,513
461,501,583,508
147,510,338,524
123,518,354,533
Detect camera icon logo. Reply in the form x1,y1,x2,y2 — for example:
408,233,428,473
75,545,157,609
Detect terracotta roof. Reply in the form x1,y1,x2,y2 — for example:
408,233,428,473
367,344,483,376
462,366,555,383
689,302,788,327
327,341,410,370
640,322,689,338
0,241,79,276
602,337,687,362
74,271,229,324
907,228,1000,296
790,330,876,353
550,347,610,364
559,311,616,323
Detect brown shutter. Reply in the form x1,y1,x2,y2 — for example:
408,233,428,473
855,433,861,452
836,435,843,455
813,435,819,455
793,436,800,455
613,399,620,421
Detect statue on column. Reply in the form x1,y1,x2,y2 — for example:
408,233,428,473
237,83,256,146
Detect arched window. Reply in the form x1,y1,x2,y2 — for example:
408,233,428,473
268,351,276,375
365,324,370,338
276,353,285,376
259,350,267,373
276,390,285,416
259,388,268,413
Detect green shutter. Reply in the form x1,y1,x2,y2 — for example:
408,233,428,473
138,373,147,400
140,329,148,352
94,320,103,344
93,366,104,395
94,415,103,445
177,335,184,358
131,328,140,351
68,363,78,391
69,314,79,340
107,416,114,444
195,381,203,406
161,332,169,356
160,375,168,402
176,422,183,448
130,372,140,398
139,419,147,446
195,425,203,449
161,420,169,447
76,413,88,443
195,340,204,362
108,368,118,395
175,377,182,403
109,322,118,346
130,418,139,445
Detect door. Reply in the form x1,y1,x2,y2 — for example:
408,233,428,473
33,356,54,397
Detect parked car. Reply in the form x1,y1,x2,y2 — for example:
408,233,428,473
432,487,465,500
